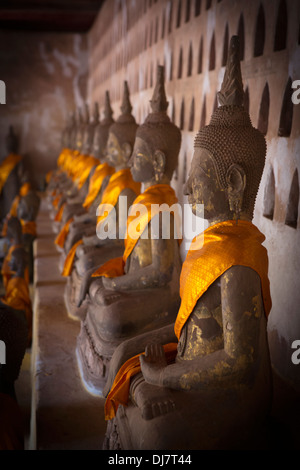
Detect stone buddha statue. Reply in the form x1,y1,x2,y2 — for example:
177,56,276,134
61,82,141,320
51,104,103,239
1,216,32,345
81,103,100,156
0,126,23,224
64,92,115,253
102,37,273,450
75,65,182,396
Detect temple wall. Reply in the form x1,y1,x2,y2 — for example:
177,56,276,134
0,31,88,188
87,0,300,387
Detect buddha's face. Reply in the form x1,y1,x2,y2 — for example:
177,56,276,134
129,137,155,182
106,132,129,168
184,147,228,220
92,128,106,161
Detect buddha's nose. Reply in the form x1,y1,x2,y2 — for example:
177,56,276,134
183,177,191,196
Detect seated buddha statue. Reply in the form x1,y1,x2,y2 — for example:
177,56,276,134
47,110,76,188
1,217,32,345
0,126,23,225
47,110,81,214
75,65,182,396
63,92,115,254
56,103,101,226
61,82,141,320
102,37,273,450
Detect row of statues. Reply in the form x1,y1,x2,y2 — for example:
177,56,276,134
46,35,272,450
0,127,40,449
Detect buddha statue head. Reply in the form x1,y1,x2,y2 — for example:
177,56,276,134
92,91,114,162
130,65,181,185
184,36,266,223
6,216,23,245
106,81,138,170
75,107,85,152
17,191,40,223
67,110,77,150
5,125,19,155
82,103,100,155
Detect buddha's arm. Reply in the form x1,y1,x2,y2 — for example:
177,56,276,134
140,266,264,390
84,187,137,247
102,213,175,291
104,324,177,397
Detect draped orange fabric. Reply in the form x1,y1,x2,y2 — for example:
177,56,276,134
0,153,23,194
104,219,272,420
104,343,178,420
174,220,272,339
20,219,37,237
82,163,115,210
54,202,66,222
55,217,74,248
52,194,62,209
1,276,32,342
62,239,83,277
45,170,53,184
92,184,180,278
96,168,141,225
1,182,32,236
76,156,100,190
1,244,24,290
60,168,141,276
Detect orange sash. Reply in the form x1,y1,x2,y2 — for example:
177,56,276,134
61,169,141,276
0,154,22,194
20,220,37,237
2,182,32,236
55,217,74,248
82,163,115,210
174,220,272,339
54,202,66,222
96,169,141,225
92,184,179,278
104,220,272,420
61,239,83,277
104,343,178,421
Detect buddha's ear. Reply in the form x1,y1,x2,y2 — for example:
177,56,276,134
226,164,246,213
153,150,166,182
122,142,132,160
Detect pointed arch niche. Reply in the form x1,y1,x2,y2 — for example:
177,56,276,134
254,3,265,57
285,169,299,228
274,0,288,52
257,83,270,136
263,166,275,220
278,77,293,137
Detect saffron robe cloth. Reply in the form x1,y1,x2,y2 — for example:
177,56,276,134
82,162,115,210
0,153,22,195
2,182,32,236
104,220,272,420
92,184,180,279
60,168,141,276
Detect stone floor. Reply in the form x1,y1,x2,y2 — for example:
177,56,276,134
13,195,300,451
15,197,107,450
